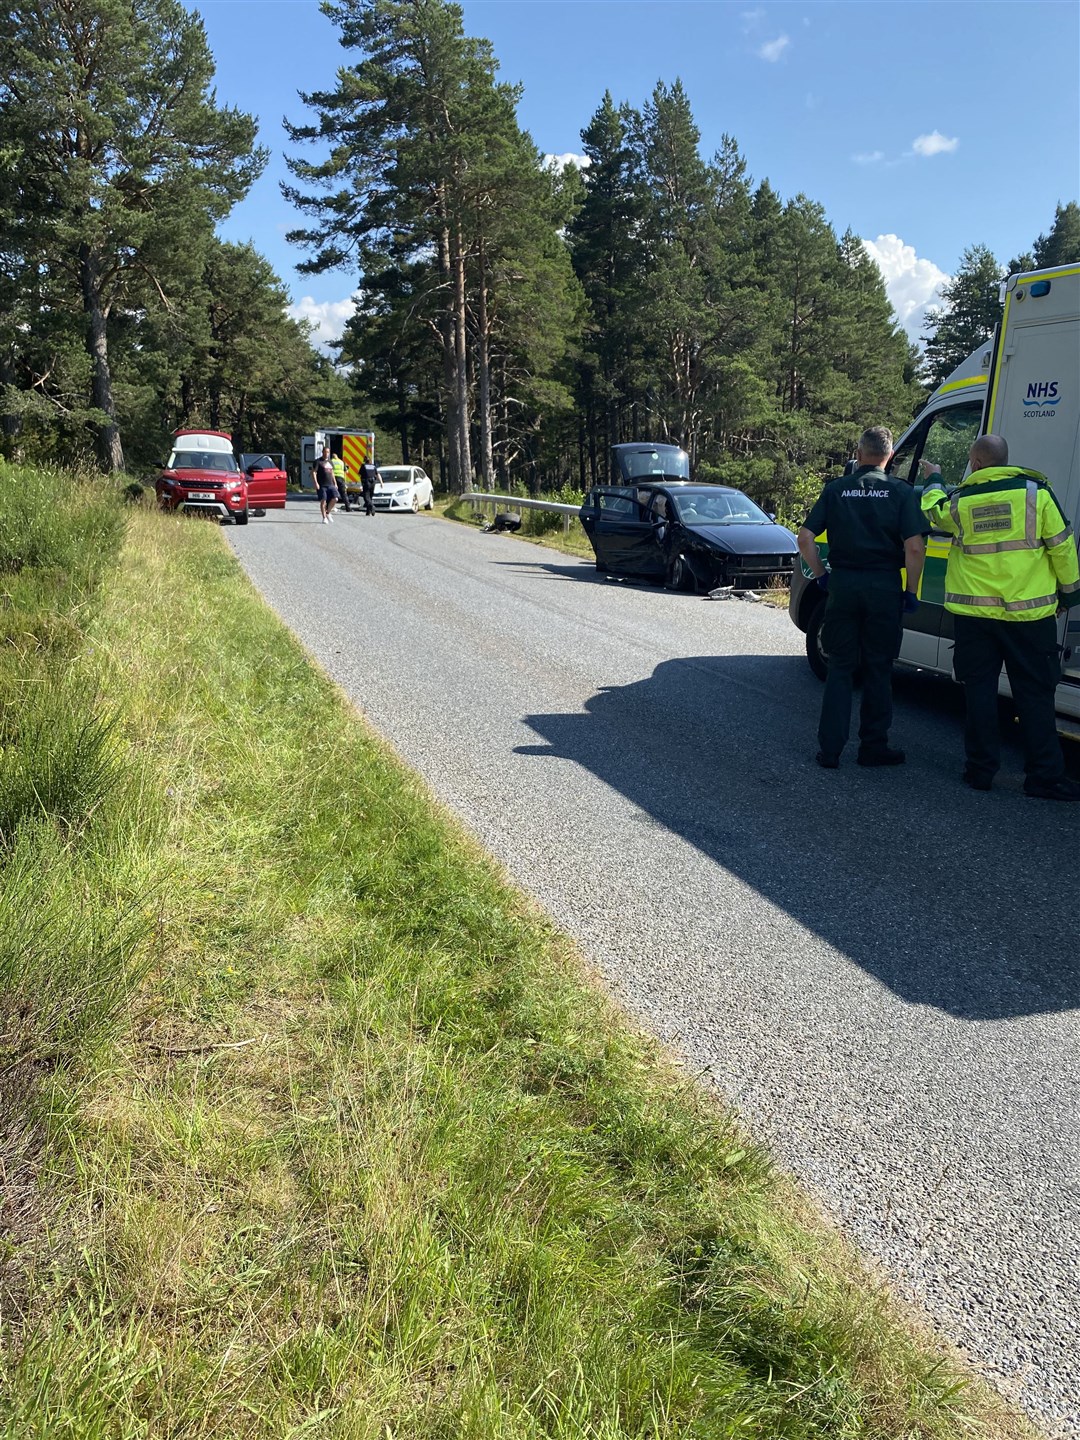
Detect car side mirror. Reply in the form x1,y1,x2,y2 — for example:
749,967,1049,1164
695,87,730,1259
767,512,777,522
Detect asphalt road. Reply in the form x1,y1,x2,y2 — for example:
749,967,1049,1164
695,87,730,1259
229,497,1080,1437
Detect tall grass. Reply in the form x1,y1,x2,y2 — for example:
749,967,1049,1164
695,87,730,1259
0,460,123,583
0,462,155,1073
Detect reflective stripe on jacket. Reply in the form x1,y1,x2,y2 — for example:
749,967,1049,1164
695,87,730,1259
921,466,1080,621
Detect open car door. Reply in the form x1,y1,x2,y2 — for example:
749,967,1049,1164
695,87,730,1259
241,454,287,510
580,488,664,578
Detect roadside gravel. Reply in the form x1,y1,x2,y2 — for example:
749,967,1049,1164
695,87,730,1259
230,500,1080,1437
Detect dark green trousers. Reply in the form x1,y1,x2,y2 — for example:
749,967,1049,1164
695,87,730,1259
818,569,903,758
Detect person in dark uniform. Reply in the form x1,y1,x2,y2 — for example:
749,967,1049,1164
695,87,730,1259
797,426,927,768
359,458,380,516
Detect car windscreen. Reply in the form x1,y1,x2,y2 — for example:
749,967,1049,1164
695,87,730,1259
377,470,411,485
672,491,771,525
169,452,239,472
616,446,690,481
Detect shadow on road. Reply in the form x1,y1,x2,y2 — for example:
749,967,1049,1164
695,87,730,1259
491,558,614,585
517,653,1080,1021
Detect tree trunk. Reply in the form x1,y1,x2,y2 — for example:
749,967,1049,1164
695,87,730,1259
79,242,124,471
496,358,511,490
396,375,410,463
180,372,195,427
476,242,493,491
452,221,473,492
0,349,22,456
437,220,461,490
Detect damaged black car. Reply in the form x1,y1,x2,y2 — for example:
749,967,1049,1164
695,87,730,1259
579,481,798,592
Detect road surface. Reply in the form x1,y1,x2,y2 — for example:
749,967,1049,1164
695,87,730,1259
229,498,1080,1436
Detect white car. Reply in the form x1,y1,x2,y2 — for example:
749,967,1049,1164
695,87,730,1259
372,465,435,512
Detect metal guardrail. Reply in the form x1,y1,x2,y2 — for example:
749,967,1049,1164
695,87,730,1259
462,491,580,534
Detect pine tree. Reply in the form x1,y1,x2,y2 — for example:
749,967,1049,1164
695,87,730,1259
287,0,510,491
1033,201,1080,269
0,0,263,469
569,93,645,479
922,244,1004,388
632,81,726,454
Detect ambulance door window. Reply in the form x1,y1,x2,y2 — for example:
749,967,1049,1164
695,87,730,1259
888,433,919,484
921,401,983,489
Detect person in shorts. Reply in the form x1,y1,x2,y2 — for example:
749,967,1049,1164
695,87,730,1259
312,444,337,524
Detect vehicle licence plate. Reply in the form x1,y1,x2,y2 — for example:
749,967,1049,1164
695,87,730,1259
190,492,214,500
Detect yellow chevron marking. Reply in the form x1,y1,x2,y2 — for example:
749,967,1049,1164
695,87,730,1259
341,434,372,473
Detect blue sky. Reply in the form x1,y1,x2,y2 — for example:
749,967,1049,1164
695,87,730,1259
198,0,1079,347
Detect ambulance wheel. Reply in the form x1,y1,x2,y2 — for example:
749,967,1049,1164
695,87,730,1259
805,598,827,681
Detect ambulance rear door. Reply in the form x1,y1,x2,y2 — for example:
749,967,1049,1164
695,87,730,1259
985,267,1080,705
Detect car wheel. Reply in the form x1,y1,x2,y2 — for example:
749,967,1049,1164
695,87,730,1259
235,508,249,526
425,489,434,509
805,597,827,681
411,493,420,513
665,554,696,592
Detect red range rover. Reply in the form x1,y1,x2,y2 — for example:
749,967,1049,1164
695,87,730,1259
157,431,286,524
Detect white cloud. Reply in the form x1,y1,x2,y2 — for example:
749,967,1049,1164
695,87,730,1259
542,152,591,172
861,234,950,341
852,150,884,166
740,8,765,30
912,130,958,157
758,34,790,61
288,294,356,350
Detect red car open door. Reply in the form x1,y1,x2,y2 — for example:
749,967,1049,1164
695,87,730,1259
240,454,287,509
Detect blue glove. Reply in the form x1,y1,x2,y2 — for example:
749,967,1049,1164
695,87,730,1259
815,573,829,593
903,590,919,613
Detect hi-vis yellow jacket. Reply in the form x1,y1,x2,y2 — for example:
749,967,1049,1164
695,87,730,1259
921,466,1080,622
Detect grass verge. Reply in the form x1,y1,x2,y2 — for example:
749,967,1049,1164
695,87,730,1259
0,493,1035,1438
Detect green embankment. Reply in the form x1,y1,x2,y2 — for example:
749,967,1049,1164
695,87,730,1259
0,466,1033,1438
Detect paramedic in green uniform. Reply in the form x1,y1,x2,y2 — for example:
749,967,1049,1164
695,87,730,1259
920,433,1080,799
330,452,351,511
798,426,927,768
